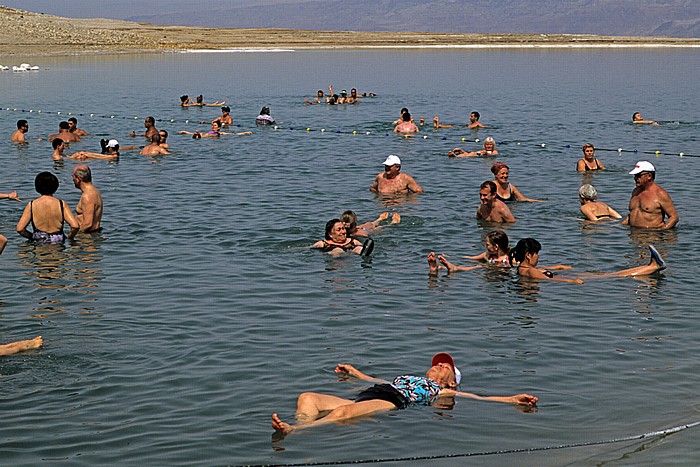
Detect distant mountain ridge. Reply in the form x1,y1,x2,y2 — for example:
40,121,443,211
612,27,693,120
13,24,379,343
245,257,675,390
122,0,700,38
4,0,699,38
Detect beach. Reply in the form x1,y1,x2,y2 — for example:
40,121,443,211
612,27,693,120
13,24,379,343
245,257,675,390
2,6,700,57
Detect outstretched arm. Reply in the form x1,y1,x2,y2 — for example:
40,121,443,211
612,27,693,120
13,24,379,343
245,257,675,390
442,388,538,406
335,363,387,384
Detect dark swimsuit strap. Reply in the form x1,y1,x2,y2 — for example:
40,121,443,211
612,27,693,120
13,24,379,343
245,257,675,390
30,198,65,233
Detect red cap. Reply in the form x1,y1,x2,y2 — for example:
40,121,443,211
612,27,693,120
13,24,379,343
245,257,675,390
432,352,455,370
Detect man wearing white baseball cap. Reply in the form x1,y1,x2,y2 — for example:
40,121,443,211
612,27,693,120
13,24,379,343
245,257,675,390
271,352,537,439
622,161,678,229
369,155,424,195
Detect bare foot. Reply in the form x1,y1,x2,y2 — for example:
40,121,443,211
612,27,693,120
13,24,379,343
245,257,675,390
271,413,294,435
391,212,401,224
427,252,439,275
438,255,458,273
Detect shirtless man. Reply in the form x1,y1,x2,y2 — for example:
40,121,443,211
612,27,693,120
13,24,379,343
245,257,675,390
467,111,487,129
11,119,29,142
131,116,159,139
476,181,515,223
140,133,171,156
68,117,89,136
49,121,82,143
72,165,103,233
622,161,678,230
370,155,424,195
394,112,419,134
632,112,660,126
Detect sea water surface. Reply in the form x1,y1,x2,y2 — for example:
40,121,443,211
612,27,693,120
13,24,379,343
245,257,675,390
1,48,699,466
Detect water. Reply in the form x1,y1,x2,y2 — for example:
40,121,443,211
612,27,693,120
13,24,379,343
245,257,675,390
1,48,699,466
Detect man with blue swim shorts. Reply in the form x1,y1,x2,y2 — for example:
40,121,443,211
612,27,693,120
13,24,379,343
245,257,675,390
271,352,537,440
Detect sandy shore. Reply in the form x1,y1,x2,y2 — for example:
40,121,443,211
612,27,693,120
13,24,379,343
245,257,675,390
1,6,700,58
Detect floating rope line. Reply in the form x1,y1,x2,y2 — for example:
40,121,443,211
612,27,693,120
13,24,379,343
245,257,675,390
245,419,700,467
1,107,697,157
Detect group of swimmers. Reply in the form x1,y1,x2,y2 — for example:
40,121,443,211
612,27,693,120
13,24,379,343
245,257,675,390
304,85,375,105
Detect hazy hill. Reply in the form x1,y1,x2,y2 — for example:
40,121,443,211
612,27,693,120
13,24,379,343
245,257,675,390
5,0,699,37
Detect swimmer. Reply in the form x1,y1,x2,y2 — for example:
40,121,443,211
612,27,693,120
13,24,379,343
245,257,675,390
304,90,325,105
433,117,452,129
53,138,118,161
11,119,29,143
271,353,537,440
255,106,276,126
311,219,363,256
490,162,542,202
632,112,659,126
49,121,81,143
68,117,89,136
622,161,678,229
477,181,515,223
212,106,233,127
370,155,424,195
72,165,104,233
192,95,226,107
462,230,512,266
16,172,80,244
511,238,666,284
340,210,400,239
394,112,419,134
467,111,487,129
130,116,159,139
576,143,605,172
448,137,499,158
0,336,43,356
158,130,170,149
392,108,410,126
578,184,622,221
140,133,171,155
179,121,251,138
179,95,196,107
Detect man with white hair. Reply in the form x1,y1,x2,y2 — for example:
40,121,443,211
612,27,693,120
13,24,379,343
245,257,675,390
622,161,678,229
370,155,424,195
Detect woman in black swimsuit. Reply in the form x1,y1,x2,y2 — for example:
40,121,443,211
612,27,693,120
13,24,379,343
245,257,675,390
312,219,363,255
16,172,79,244
576,143,606,172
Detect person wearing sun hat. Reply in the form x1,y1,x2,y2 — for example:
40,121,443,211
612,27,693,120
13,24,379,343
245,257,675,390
271,352,538,439
622,161,678,229
369,154,424,195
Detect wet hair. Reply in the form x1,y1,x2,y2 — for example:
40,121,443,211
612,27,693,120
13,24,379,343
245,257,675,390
480,180,497,194
400,107,409,115
180,95,189,103
579,184,598,201
59,121,70,130
51,138,64,149
35,171,59,195
150,133,161,144
324,218,342,240
145,116,155,125
328,96,337,105
159,129,168,140
221,106,230,113
581,143,595,152
317,90,324,95
471,111,481,120
490,162,509,176
212,121,221,130
402,112,412,122
485,230,510,254
339,210,358,234
509,238,541,265
260,106,270,115
632,112,641,120
68,117,78,125
17,119,28,129
74,165,92,183
196,95,203,103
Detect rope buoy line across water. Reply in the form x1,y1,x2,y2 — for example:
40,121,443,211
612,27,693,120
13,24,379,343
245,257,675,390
244,420,700,467
1,107,697,158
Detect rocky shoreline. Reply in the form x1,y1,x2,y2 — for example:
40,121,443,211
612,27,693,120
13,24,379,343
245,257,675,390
1,6,699,57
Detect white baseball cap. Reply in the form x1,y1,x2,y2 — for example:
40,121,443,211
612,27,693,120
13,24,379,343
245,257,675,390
629,161,655,175
383,154,401,166
106,139,119,148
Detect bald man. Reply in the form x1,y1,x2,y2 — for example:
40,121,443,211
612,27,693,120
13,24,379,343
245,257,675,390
72,165,104,233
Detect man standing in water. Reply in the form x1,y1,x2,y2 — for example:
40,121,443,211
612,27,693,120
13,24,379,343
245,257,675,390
467,111,487,129
477,181,515,223
131,116,159,139
370,155,424,195
11,119,29,142
72,165,104,233
622,161,678,230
